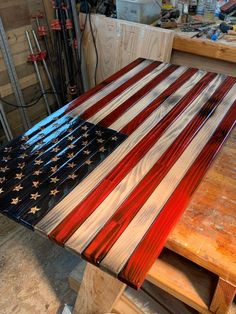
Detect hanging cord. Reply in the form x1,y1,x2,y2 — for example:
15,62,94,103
0,90,61,108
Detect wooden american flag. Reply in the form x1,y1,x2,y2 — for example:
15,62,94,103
0,58,235,289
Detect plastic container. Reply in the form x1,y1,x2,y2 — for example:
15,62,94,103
116,0,162,24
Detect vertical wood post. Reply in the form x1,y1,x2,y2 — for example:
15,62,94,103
73,263,126,314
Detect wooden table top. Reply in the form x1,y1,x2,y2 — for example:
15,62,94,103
0,59,235,289
167,126,236,285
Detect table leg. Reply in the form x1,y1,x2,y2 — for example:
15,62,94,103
210,278,236,314
73,262,126,314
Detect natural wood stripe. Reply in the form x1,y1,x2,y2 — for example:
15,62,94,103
68,60,152,117
86,63,170,124
65,71,220,253
110,66,187,131
100,84,236,274
35,71,204,235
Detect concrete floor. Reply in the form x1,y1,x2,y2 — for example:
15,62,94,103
0,215,84,314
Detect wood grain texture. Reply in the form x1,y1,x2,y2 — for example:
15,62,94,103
100,85,236,275
210,278,236,314
73,262,126,314
173,35,236,64
80,14,174,87
64,72,220,253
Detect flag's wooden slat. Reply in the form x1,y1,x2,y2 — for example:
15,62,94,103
85,63,171,125
119,102,236,289
109,66,188,132
35,69,201,235
100,84,236,275
62,73,222,250
80,61,161,120
78,76,234,262
69,60,152,117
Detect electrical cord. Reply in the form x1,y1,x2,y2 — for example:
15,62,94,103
0,90,61,108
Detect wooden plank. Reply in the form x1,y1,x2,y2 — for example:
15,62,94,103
101,86,236,276
166,126,236,286
210,278,236,314
81,14,174,87
146,250,216,313
0,3,30,31
171,51,236,77
72,263,126,314
173,35,236,63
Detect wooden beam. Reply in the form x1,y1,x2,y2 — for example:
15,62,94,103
73,263,126,314
173,35,236,63
210,278,236,314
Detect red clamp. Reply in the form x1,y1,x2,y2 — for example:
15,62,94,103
31,12,44,20
66,19,73,30
51,19,61,31
73,39,78,49
38,25,47,36
27,53,38,62
37,51,47,61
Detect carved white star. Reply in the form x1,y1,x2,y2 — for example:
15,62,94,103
50,189,59,196
4,147,12,152
96,130,102,136
99,146,106,153
68,173,77,180
15,173,24,180
33,170,42,176
30,192,41,200
19,153,28,159
13,184,23,192
50,177,59,183
82,133,89,138
82,141,88,146
81,125,88,131
83,150,90,155
68,144,76,149
52,147,60,153
0,188,4,194
2,156,11,162
85,159,93,165
35,150,43,156
67,162,76,169
17,162,25,169
52,138,59,144
32,181,40,188
29,206,40,214
0,166,9,173
11,197,21,205
51,156,60,162
67,152,75,159
34,159,43,165
112,136,118,141
68,136,75,141
0,177,5,184
97,138,104,143
50,165,58,173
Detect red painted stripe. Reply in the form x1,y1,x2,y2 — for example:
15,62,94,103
120,68,197,135
118,101,236,289
99,67,195,128
49,72,217,245
67,58,145,112
81,62,162,120
82,76,235,265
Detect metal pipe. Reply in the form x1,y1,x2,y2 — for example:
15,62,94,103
25,30,51,115
0,101,13,141
0,17,31,130
32,30,62,108
70,0,89,91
